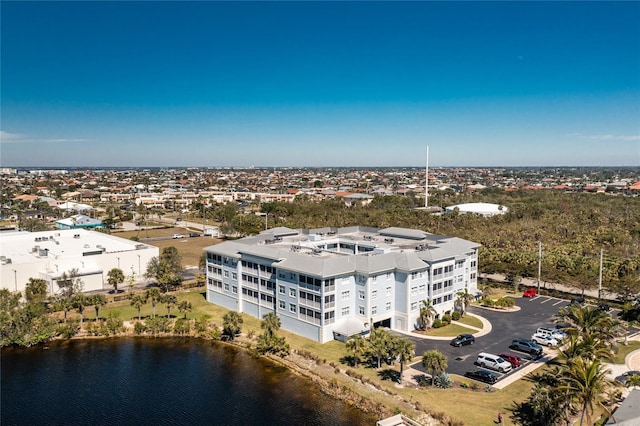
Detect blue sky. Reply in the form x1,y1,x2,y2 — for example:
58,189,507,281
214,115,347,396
1,1,639,167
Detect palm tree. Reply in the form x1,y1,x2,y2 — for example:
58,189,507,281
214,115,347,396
129,294,147,320
89,294,107,320
178,300,192,319
422,349,448,386
223,311,243,340
419,299,437,330
261,312,281,337
555,304,614,337
145,287,161,318
455,289,475,316
395,338,415,383
72,294,87,323
345,335,367,368
107,268,125,293
53,296,73,323
160,294,177,318
368,328,392,369
556,357,613,426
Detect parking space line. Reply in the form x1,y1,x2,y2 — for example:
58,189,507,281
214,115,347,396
553,300,565,306
540,298,553,304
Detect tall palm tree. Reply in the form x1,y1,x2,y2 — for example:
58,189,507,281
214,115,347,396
89,294,107,320
556,357,613,426
455,289,475,316
72,294,87,323
422,349,448,386
107,268,125,293
129,294,147,320
419,299,437,330
345,335,367,368
178,300,192,319
368,328,392,369
160,294,177,318
145,287,161,318
395,338,415,384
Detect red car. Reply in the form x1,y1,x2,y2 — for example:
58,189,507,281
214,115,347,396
498,352,522,368
522,288,537,298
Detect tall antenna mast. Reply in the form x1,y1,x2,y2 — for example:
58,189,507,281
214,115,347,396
425,145,429,208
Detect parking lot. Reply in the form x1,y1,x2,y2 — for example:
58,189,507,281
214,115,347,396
406,294,592,385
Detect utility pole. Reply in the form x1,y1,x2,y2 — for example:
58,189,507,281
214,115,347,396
425,145,429,209
598,248,603,301
537,241,542,293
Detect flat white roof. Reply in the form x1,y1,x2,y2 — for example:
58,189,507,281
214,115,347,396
0,228,154,266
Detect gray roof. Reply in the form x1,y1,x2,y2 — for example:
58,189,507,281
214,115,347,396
204,226,479,278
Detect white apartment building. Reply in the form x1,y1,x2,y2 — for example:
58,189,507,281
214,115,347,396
0,229,159,296
204,226,479,343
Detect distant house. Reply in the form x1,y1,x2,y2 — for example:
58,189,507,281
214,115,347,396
56,214,104,230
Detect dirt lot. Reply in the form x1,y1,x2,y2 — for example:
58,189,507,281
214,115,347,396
112,227,222,267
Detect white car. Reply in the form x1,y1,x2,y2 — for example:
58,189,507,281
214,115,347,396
537,327,567,342
531,333,558,347
172,234,185,239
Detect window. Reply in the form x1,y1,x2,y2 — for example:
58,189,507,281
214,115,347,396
224,271,229,278
385,301,391,311
371,290,377,300
411,287,418,296
279,285,285,294
290,288,297,298
419,284,425,293
341,290,350,301
358,306,365,315
232,272,237,280
386,287,391,296
341,306,350,316
342,276,349,284
279,300,286,309
290,304,297,313
386,272,392,279
358,290,365,300
371,306,378,315
224,283,229,291
232,286,237,294
371,275,377,282
410,301,418,311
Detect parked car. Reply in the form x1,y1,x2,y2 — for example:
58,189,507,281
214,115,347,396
570,296,586,306
188,233,200,237
176,218,182,222
498,352,522,368
537,327,567,341
476,353,512,373
172,234,185,239
531,333,558,347
510,338,543,356
615,370,640,385
522,287,537,298
598,303,611,312
450,334,475,347
464,369,497,384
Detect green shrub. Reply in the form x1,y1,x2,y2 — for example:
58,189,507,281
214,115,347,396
133,321,146,335
432,318,443,328
451,311,461,321
441,313,452,324
481,298,494,307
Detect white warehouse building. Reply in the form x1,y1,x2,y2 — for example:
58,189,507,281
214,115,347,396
204,226,479,343
0,229,159,296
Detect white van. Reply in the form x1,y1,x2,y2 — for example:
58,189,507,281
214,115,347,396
476,353,512,373
537,327,566,341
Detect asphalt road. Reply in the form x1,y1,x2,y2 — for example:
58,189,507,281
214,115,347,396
407,295,574,380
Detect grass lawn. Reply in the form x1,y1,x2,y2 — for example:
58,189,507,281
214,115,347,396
611,340,640,364
425,323,478,337
457,314,484,329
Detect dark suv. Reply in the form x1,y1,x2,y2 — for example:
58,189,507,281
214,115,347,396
450,334,475,347
509,338,543,356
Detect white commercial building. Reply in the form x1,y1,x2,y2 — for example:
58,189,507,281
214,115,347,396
445,202,508,217
204,226,479,343
0,229,159,296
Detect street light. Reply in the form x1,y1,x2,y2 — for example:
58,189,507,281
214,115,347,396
137,255,141,276
12,269,17,292
117,257,120,269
